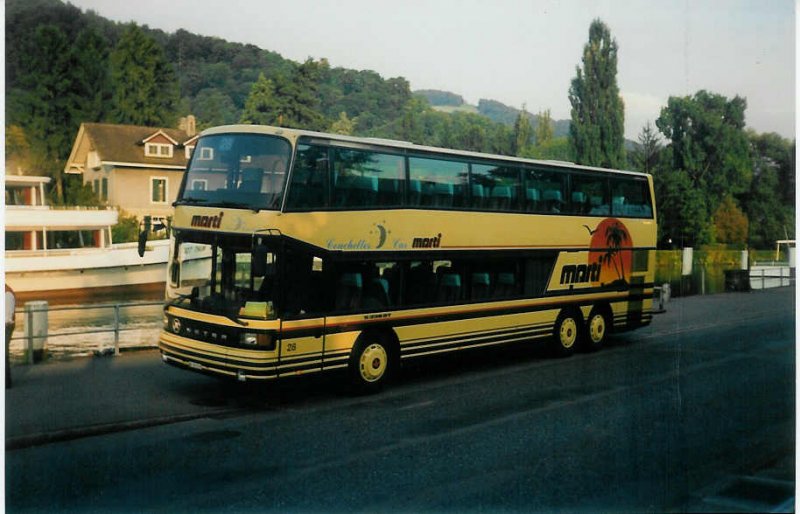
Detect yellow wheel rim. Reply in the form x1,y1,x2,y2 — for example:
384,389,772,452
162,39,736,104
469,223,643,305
589,314,606,344
359,343,388,383
559,318,578,349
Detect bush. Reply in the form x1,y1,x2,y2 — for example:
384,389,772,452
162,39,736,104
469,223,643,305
112,211,139,243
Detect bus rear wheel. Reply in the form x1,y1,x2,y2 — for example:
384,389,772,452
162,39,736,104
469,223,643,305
348,335,393,393
582,307,609,352
552,309,581,357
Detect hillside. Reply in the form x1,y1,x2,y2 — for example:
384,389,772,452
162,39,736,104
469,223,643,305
6,0,577,177
414,90,570,138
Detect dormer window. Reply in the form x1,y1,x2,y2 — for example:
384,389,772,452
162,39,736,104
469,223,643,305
145,143,174,158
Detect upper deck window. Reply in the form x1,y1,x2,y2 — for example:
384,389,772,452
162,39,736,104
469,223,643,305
408,157,468,208
333,148,404,208
179,134,291,211
611,177,653,218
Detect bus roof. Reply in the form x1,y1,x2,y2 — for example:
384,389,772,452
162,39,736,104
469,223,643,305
199,124,651,179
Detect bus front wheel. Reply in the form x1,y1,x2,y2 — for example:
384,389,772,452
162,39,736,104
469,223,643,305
348,335,393,393
552,309,581,357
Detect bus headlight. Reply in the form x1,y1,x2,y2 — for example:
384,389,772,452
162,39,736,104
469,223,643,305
241,332,274,348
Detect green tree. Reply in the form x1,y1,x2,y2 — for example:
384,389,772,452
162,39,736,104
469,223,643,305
655,90,753,246
63,176,101,207
524,137,572,161
285,58,327,130
70,28,111,124
656,90,751,204
512,106,533,156
712,195,749,245
329,111,357,135
568,19,626,168
653,164,712,247
240,72,281,125
193,88,237,128
9,25,75,201
629,121,662,174
534,109,554,145
110,24,179,126
744,131,795,247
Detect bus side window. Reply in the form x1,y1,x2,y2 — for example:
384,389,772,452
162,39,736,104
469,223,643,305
363,262,395,310
335,272,363,312
405,261,436,305
611,177,653,218
471,164,521,212
333,149,404,208
471,272,492,300
409,157,468,209
571,174,609,216
436,268,462,303
525,168,567,214
524,256,556,297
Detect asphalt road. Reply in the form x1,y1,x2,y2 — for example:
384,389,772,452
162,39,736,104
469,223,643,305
6,288,795,512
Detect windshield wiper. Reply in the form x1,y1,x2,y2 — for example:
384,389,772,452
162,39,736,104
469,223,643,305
223,310,249,327
165,293,193,308
174,197,208,206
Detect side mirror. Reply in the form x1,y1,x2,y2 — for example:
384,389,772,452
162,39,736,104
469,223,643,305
252,244,268,277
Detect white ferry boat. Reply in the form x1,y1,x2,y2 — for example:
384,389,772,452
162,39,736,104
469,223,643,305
4,175,169,302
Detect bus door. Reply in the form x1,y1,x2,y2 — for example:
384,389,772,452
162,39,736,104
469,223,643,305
278,317,325,378
276,251,326,377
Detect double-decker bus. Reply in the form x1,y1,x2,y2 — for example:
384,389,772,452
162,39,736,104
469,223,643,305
154,124,656,392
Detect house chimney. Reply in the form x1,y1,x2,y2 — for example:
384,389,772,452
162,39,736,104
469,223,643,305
179,115,197,137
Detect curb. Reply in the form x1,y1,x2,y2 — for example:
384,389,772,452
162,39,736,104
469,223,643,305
6,407,242,451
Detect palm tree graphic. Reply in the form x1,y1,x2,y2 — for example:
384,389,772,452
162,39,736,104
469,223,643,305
599,221,629,283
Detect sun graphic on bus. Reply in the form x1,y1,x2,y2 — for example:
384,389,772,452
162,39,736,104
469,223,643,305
587,218,633,286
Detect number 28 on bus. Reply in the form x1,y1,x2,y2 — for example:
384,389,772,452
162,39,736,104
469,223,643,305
152,124,657,392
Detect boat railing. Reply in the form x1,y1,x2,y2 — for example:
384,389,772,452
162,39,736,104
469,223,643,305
5,247,114,257
5,204,118,211
9,300,163,364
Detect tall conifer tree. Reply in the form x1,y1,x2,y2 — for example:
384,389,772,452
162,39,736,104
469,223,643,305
568,19,626,168
110,24,178,127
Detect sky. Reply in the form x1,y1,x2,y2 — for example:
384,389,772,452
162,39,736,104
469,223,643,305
67,0,795,140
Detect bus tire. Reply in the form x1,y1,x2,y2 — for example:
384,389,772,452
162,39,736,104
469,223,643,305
582,305,610,352
348,333,394,394
551,309,582,357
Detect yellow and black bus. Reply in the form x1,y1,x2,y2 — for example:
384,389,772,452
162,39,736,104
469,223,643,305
156,124,656,391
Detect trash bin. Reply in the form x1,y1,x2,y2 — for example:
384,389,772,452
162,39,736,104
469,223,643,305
724,270,750,292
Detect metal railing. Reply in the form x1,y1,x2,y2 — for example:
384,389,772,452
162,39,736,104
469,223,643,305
749,267,794,289
11,301,163,364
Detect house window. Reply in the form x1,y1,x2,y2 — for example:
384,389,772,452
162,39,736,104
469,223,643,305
199,147,214,160
190,179,207,191
151,177,168,203
145,143,174,158
101,178,108,202
185,146,194,159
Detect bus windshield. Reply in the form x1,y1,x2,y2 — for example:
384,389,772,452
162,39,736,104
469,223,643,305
167,232,279,320
179,134,291,210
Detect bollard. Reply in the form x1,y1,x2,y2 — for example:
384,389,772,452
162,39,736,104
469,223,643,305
24,301,48,364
